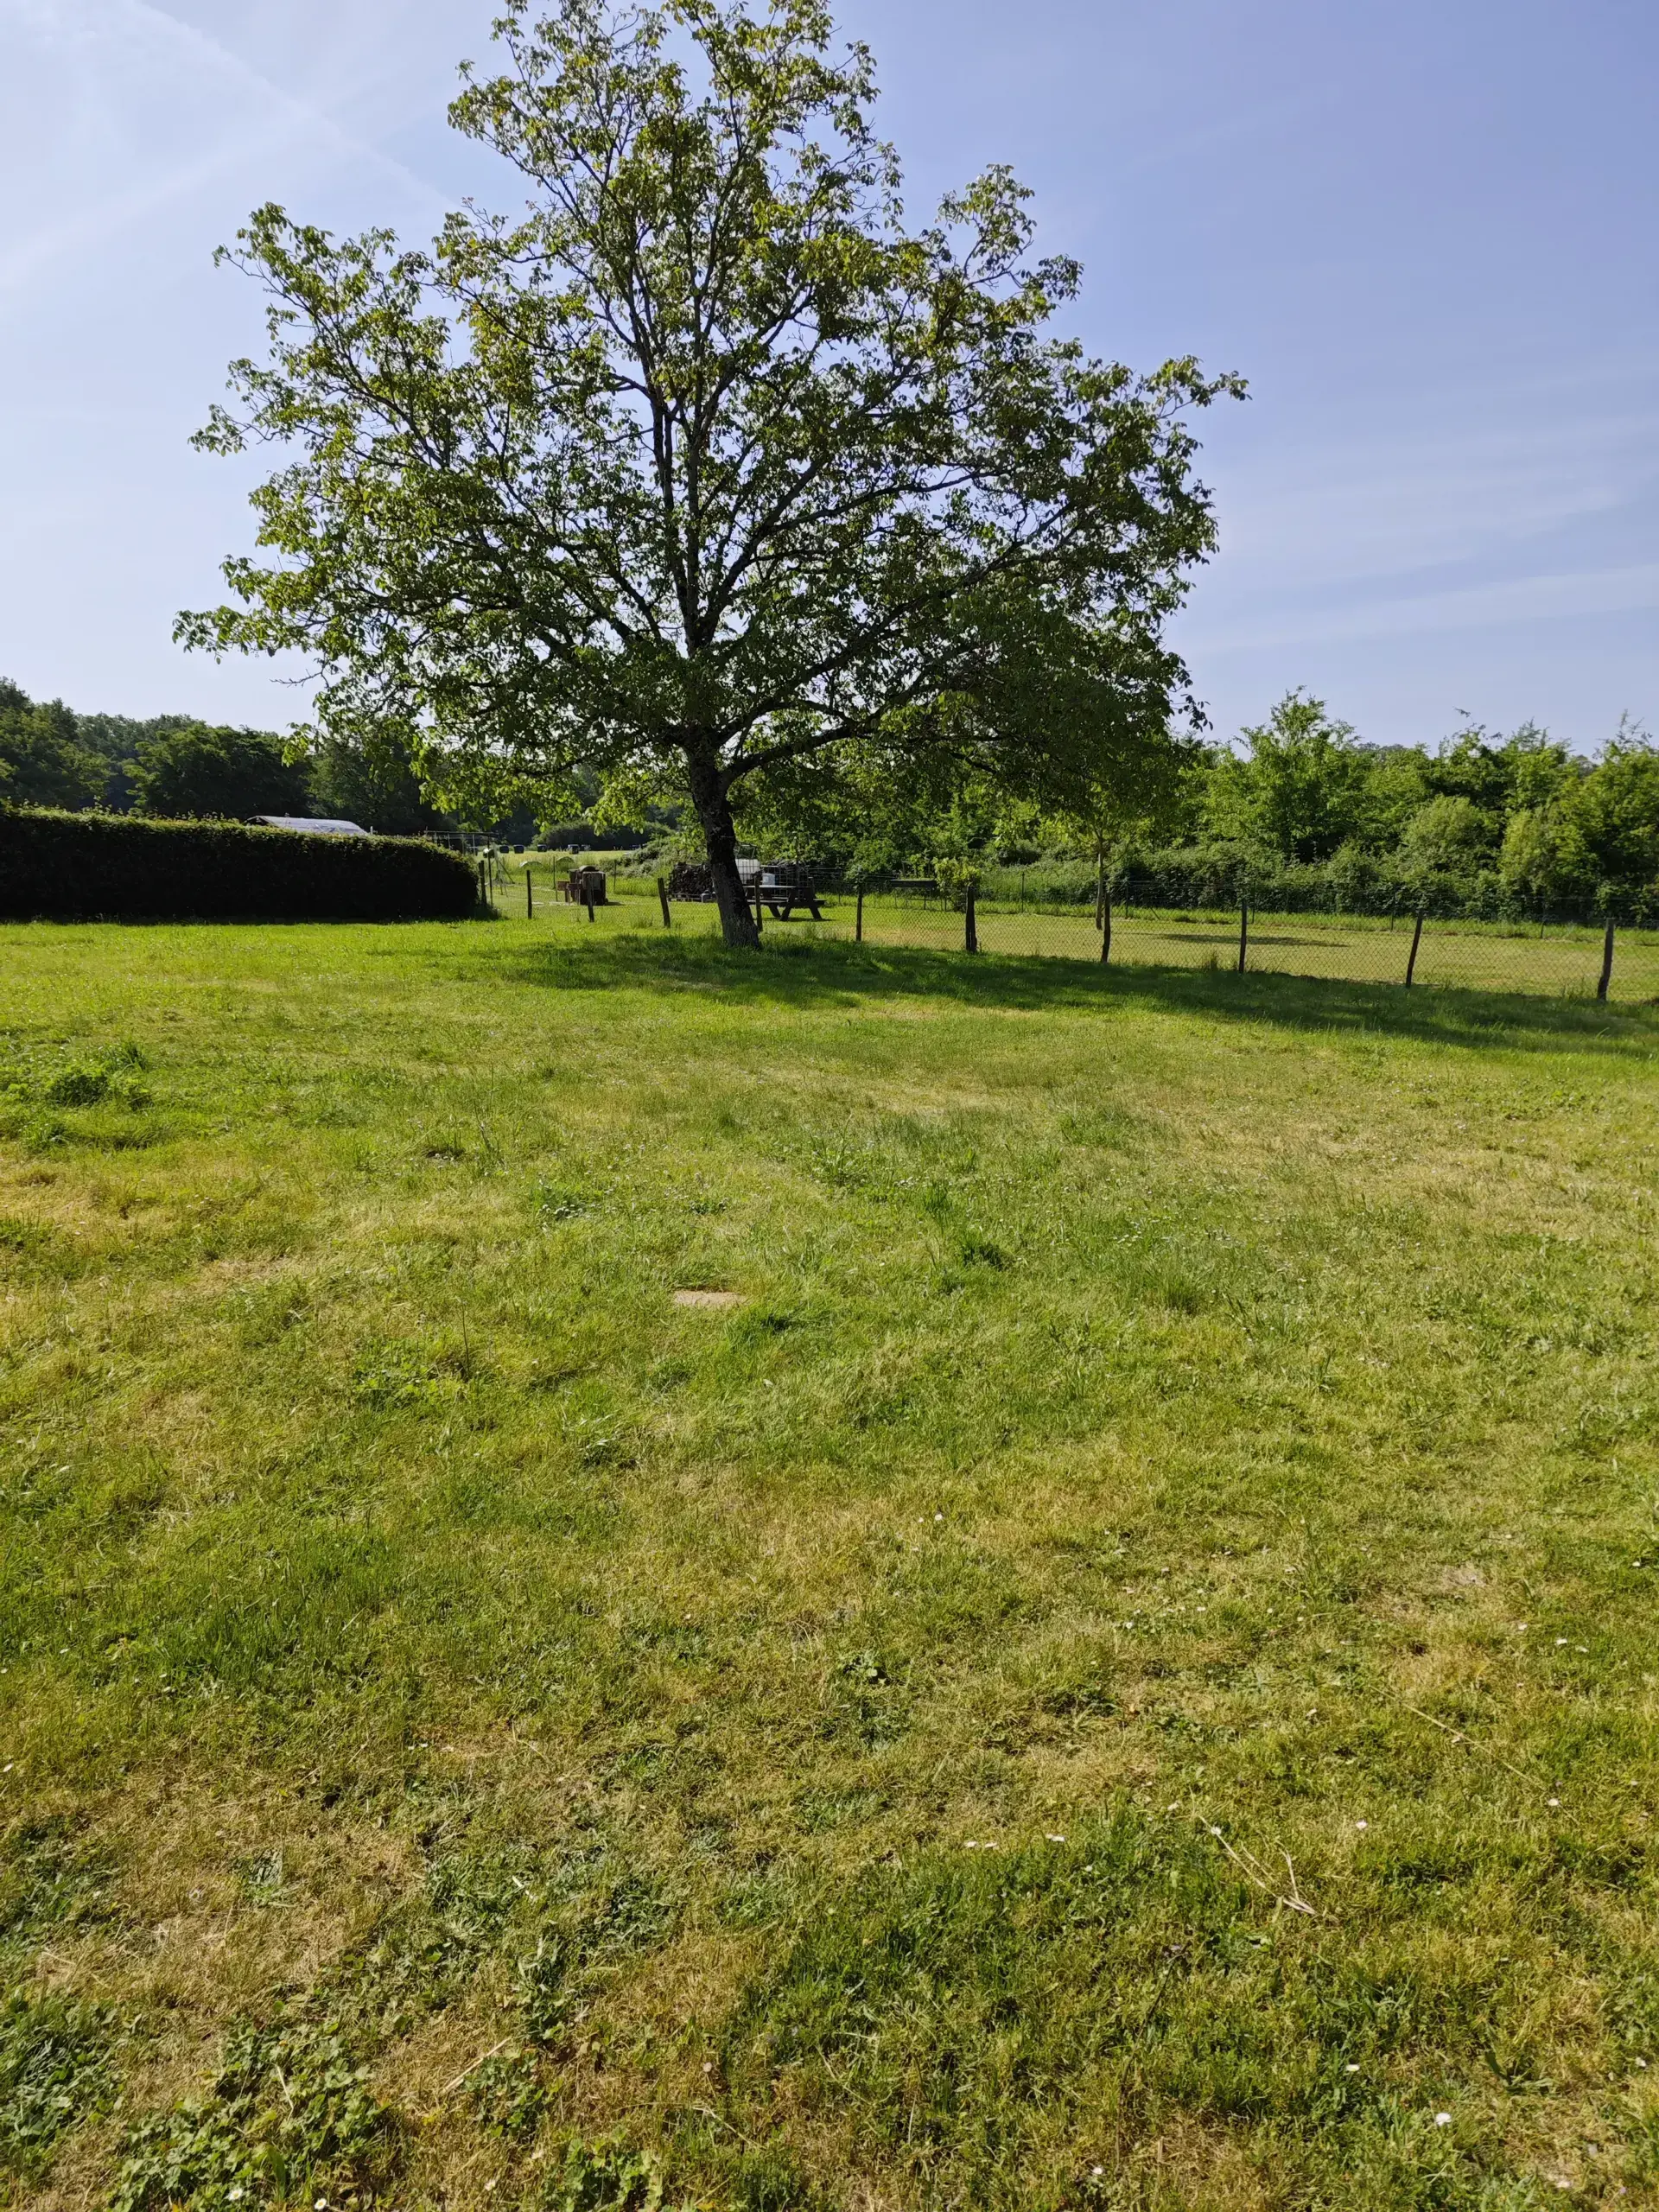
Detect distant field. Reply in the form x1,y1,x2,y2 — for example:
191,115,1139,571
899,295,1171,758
3,919,1658,2209
506,862,1659,1001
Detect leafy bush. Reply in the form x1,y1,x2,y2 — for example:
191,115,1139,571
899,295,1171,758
110,2016,395,2210
0,807,475,922
931,856,981,910
1096,841,1651,923
540,2135,676,2210
0,1986,116,2177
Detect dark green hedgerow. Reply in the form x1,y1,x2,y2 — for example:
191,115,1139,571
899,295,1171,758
0,806,475,922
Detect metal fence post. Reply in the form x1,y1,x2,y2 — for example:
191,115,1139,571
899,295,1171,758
964,885,978,955
1598,921,1615,1001
1405,912,1424,987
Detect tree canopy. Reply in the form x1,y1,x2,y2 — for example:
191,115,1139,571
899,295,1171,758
1198,692,1371,863
178,0,1243,944
1138,702,1656,918
0,681,107,811
128,723,313,821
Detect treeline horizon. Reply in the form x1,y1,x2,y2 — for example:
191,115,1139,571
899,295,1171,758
998,693,1659,924
4,675,1656,920
0,677,638,850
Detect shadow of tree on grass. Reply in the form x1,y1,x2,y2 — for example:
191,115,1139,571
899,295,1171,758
489,931,1659,1058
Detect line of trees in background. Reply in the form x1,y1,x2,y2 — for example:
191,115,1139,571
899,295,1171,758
1109,695,1659,921
733,691,1658,923
8,674,1656,921
0,675,442,828
0,677,645,850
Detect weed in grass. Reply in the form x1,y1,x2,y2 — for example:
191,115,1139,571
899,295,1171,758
0,1821,115,1950
464,2044,548,2140
331,1832,677,2055
539,2134,683,2211
536,1177,597,1222
351,1338,466,1409
109,2014,394,2211
0,1986,116,2178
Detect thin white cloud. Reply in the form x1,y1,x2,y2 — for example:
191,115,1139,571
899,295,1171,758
1207,399,1659,592
124,0,447,209
0,0,448,296
1190,562,1659,654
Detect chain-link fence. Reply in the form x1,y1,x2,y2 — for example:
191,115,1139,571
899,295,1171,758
489,862,1659,1004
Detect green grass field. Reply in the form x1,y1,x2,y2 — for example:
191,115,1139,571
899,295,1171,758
3,918,1658,2210
507,865,1659,1002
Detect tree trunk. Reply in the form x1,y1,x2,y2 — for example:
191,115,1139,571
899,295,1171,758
685,746,759,950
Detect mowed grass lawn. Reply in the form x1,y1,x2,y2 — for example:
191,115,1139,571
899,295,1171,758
2,921,1658,2212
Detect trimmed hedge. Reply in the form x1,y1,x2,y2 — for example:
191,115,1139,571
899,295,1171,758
0,808,478,922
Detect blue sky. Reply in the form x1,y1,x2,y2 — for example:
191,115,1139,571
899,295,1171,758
2,0,1654,752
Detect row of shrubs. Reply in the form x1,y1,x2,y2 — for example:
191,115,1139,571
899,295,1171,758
0,807,478,923
966,842,1653,925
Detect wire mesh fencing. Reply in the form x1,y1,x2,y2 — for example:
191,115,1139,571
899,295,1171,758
493,863,1658,1004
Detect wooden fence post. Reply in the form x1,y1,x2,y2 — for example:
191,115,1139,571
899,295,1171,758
1404,912,1424,986
657,874,671,928
584,883,595,924
1598,921,1615,1001
525,869,533,919
964,885,978,955
855,885,864,943
1236,899,1248,975
1101,893,1111,966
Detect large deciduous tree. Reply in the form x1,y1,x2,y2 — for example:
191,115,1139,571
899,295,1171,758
0,681,106,812
179,0,1242,946
1200,692,1372,865
132,723,312,820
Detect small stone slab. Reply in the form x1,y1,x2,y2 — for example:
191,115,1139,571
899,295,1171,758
673,1288,744,1309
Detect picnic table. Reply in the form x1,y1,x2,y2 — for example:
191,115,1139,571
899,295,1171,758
752,868,823,920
